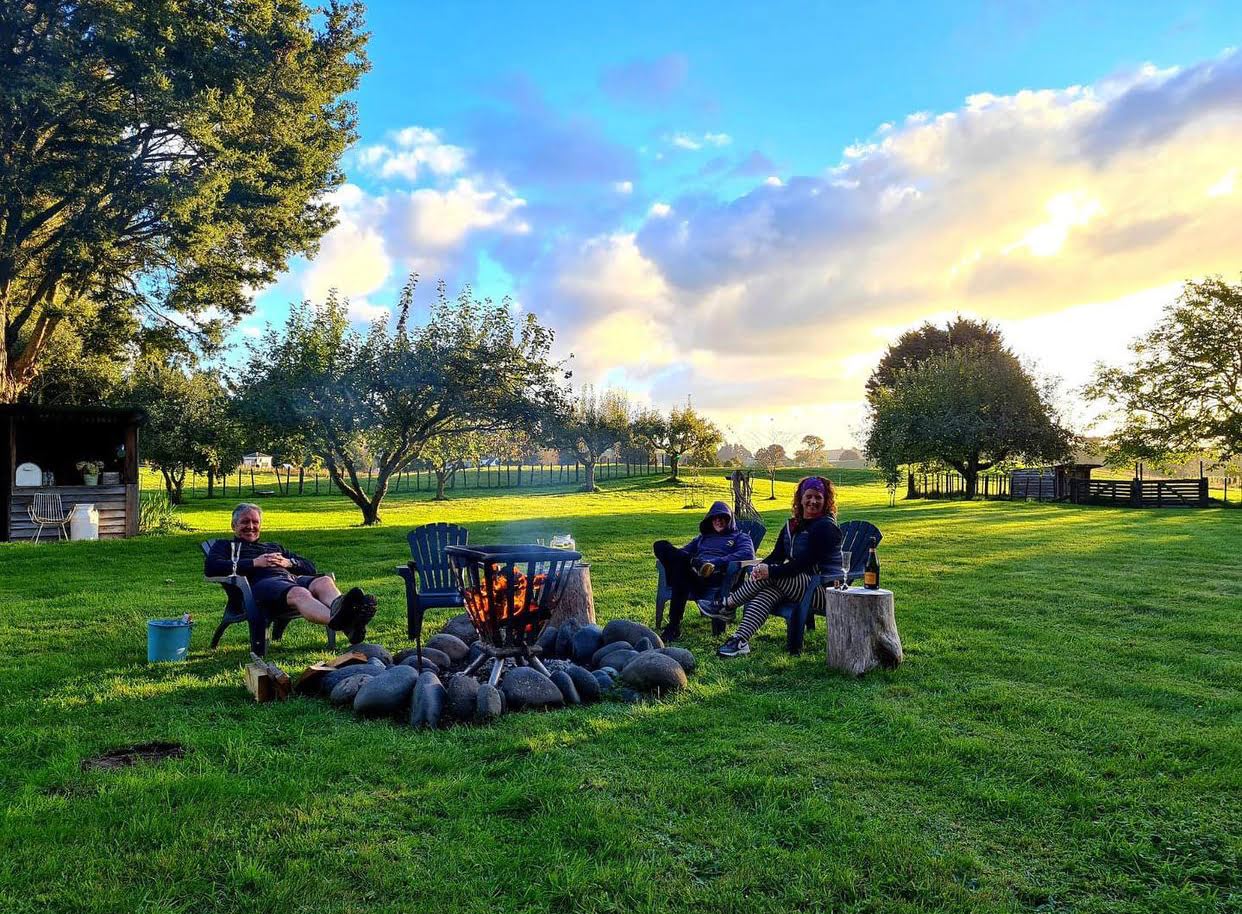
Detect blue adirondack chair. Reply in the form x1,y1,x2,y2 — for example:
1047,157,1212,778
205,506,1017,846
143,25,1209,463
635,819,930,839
201,540,336,656
772,519,882,653
655,518,766,637
397,523,468,644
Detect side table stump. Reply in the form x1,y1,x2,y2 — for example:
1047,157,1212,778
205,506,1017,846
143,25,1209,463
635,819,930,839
549,562,596,627
824,586,903,676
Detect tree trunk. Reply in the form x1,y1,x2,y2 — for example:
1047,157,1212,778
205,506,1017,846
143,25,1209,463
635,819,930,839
906,472,916,500
434,470,448,500
669,455,680,480
963,467,979,498
582,459,597,492
206,471,215,499
824,587,903,676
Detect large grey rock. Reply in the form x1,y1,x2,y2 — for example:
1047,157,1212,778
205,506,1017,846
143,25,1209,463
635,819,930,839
658,647,697,675
440,613,478,644
319,661,382,695
354,664,418,717
397,655,441,677
475,683,504,723
571,625,604,665
591,641,632,668
410,671,447,729
536,624,560,657
466,641,486,665
634,637,654,653
329,673,372,708
601,619,664,651
620,651,688,693
349,642,393,667
499,666,564,711
445,674,480,721
396,646,451,670
426,633,470,663
555,621,580,660
565,664,601,704
600,649,640,672
549,670,581,705
592,670,615,692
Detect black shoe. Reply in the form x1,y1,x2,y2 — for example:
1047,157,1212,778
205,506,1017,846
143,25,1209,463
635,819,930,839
698,598,734,622
348,594,378,645
660,623,682,643
717,636,750,658
328,587,365,632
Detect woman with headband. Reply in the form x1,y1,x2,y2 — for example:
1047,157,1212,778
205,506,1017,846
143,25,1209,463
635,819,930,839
701,475,844,657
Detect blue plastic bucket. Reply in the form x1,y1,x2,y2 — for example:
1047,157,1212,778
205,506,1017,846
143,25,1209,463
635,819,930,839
147,619,193,662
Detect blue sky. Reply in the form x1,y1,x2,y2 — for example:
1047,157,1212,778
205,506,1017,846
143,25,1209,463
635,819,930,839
249,1,1242,447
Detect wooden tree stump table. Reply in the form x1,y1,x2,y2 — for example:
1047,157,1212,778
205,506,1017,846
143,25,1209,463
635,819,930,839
824,586,903,676
549,563,596,627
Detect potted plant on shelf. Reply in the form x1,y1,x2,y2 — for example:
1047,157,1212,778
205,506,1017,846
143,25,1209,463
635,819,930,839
75,460,104,485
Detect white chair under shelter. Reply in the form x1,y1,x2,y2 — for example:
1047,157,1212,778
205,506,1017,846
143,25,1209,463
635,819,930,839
28,491,70,542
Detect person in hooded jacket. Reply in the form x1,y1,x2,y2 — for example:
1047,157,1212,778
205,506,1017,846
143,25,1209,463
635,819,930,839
702,476,844,657
652,500,756,642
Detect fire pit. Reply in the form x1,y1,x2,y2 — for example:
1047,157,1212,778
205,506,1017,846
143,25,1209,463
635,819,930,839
445,544,581,687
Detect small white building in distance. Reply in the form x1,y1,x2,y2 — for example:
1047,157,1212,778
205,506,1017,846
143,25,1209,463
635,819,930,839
241,452,273,469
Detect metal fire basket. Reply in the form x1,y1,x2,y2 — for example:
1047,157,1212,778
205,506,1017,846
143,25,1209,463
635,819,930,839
445,544,581,686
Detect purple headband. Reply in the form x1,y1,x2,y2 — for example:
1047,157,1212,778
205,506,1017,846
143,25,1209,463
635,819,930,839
799,478,827,495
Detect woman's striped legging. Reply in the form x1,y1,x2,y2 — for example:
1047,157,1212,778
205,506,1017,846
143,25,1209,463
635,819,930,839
724,572,827,642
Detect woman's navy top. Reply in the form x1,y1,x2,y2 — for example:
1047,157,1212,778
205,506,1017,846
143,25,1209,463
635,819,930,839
761,515,844,580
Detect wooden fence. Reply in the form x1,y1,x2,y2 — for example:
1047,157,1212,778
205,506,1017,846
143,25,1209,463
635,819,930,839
150,456,672,500
1070,478,1209,508
907,471,1010,499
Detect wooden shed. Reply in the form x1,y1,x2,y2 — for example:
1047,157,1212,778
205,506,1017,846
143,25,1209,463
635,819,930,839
1010,451,1103,502
1,405,145,541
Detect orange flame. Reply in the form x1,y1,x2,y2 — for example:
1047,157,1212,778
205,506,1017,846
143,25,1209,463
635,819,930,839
464,566,547,634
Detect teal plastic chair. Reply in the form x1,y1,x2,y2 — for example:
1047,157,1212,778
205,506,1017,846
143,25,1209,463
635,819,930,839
397,523,468,643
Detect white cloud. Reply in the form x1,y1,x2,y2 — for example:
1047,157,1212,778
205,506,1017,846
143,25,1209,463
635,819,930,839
533,49,1242,443
614,180,634,194
669,131,733,151
1207,169,1236,197
355,126,467,183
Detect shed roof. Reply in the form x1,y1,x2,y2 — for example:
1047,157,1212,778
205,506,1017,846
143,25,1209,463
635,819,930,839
0,405,147,425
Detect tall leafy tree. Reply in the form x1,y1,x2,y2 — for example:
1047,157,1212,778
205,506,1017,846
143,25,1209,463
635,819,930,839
0,0,368,400
633,404,722,480
753,443,789,499
420,432,484,501
1087,275,1242,465
240,281,567,525
866,316,1005,397
552,387,630,492
795,434,827,465
865,345,1072,497
125,358,239,504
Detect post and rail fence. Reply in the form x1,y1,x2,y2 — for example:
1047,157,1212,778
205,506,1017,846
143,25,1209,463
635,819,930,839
143,455,675,500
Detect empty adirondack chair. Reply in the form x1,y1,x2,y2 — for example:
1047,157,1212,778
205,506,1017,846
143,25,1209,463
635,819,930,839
200,540,336,656
773,519,882,653
397,523,468,646
655,517,767,637
28,491,70,542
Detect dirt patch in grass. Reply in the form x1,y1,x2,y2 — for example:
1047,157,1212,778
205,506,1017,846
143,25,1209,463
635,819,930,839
81,741,187,771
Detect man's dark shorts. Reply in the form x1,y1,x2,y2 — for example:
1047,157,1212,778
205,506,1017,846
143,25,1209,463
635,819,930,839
252,574,329,618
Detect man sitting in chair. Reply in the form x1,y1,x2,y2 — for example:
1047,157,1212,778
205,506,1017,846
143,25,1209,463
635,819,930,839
204,503,377,644
653,500,755,642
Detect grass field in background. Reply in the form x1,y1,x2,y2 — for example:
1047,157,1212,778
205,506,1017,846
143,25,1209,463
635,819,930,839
1,471,1237,913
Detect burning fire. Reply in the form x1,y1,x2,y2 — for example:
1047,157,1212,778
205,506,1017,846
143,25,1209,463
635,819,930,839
464,566,547,632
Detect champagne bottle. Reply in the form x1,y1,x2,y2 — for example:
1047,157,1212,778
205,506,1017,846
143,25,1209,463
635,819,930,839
863,537,880,589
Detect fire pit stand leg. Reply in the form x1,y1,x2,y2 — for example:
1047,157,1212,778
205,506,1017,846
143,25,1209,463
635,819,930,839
486,657,505,688
527,655,550,676
462,652,488,678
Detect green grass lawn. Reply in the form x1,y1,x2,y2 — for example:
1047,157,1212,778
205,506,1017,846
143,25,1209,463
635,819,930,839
1,472,1237,913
